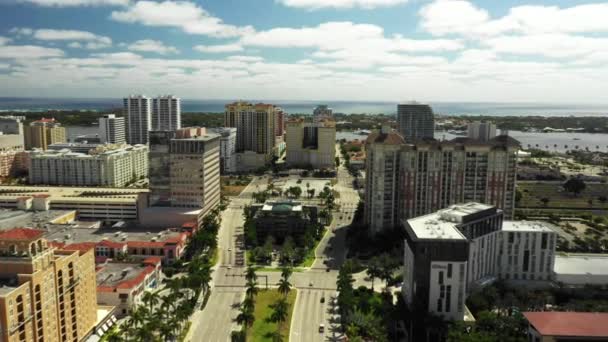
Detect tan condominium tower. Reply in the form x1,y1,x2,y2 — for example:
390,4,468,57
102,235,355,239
364,126,519,235
169,127,221,216
124,95,152,145
24,118,66,150
224,101,277,171
0,228,97,342
152,95,181,132
286,119,336,170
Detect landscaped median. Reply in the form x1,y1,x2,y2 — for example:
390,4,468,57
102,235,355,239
246,289,297,341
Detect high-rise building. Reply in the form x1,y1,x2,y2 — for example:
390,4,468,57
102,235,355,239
402,203,557,320
275,107,285,137
169,128,220,214
24,118,66,150
467,121,497,141
0,116,26,177
0,227,98,342
148,128,220,216
397,103,435,141
286,119,336,169
124,95,151,145
28,144,148,187
99,114,126,144
365,129,519,234
313,105,333,123
148,130,177,206
208,127,237,174
152,95,181,132
224,101,276,171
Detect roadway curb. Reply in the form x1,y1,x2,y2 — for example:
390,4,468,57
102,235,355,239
289,288,299,341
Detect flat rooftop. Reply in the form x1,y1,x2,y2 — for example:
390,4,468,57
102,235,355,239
0,209,75,230
262,201,303,212
96,262,154,290
502,221,556,233
45,224,183,246
0,277,18,296
554,254,608,276
0,186,147,204
406,203,494,240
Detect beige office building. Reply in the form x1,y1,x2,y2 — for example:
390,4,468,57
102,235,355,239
224,101,276,171
169,128,221,215
286,119,336,169
24,118,66,150
28,144,148,187
0,227,97,342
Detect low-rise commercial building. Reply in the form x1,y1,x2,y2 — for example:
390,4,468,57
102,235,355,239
0,227,98,342
523,312,608,342
250,201,318,240
553,254,608,285
402,203,557,320
24,118,66,150
95,258,162,316
0,186,148,224
29,144,148,187
286,119,336,170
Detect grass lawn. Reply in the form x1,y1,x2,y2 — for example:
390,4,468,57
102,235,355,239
247,289,297,342
517,181,608,209
221,176,252,196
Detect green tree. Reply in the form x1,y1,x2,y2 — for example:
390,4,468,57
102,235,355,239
541,197,550,207
563,177,586,196
270,297,290,336
366,257,383,291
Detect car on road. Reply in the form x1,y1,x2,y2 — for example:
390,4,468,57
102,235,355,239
319,324,325,333
320,297,325,303
228,248,232,251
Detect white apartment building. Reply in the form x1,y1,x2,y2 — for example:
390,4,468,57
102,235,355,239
99,114,126,144
29,144,148,187
124,95,152,145
403,203,557,321
208,127,237,174
152,95,181,131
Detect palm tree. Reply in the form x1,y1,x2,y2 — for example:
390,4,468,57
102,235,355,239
270,330,285,342
236,305,255,327
277,278,292,297
246,279,259,299
270,297,289,337
280,266,292,281
245,265,257,283
141,291,159,313
366,257,382,291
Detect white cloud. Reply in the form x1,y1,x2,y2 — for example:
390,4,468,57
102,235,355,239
484,34,608,59
0,63,10,69
194,43,243,53
12,28,112,49
277,0,407,10
420,1,608,37
0,45,64,59
128,39,179,54
241,21,462,52
226,55,264,63
111,1,253,38
18,0,128,6
0,37,11,45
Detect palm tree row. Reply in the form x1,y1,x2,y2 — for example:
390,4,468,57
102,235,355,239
269,266,293,342
236,265,259,331
108,209,221,341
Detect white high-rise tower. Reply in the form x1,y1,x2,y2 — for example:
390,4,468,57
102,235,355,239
124,95,152,145
152,95,181,131
99,114,126,144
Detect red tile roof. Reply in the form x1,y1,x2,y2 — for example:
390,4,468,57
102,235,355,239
0,228,45,241
97,239,126,249
143,256,162,266
524,312,608,337
61,242,96,253
127,241,166,248
365,131,405,145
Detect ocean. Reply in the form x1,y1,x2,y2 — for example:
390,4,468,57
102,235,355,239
2,97,608,116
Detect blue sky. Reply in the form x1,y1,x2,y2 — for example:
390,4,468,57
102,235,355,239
0,0,607,102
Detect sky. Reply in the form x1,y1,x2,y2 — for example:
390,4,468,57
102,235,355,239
0,0,607,103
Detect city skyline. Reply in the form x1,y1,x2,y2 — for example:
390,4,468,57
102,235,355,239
0,0,607,103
